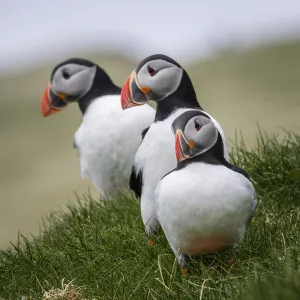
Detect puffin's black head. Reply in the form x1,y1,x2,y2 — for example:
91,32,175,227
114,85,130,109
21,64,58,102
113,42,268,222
120,54,198,110
172,110,221,162
41,58,117,116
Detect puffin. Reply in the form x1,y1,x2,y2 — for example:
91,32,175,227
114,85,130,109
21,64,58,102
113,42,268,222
41,58,155,199
154,110,256,272
120,54,230,237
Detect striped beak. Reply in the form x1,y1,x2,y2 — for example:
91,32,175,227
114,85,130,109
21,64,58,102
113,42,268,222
175,129,194,162
41,84,68,117
120,72,149,110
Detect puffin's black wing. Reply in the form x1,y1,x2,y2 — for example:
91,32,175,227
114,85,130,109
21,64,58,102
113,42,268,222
129,126,150,198
129,165,143,198
223,161,250,180
223,158,256,226
141,127,150,141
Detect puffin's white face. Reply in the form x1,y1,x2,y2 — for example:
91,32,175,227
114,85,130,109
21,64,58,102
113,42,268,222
41,62,96,117
120,56,183,109
52,64,96,98
136,59,183,99
172,113,219,162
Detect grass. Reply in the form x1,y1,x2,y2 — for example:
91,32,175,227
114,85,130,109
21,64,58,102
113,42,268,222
1,40,300,249
0,131,300,299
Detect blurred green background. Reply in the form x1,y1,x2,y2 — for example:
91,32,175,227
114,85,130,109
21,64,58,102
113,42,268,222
0,40,299,248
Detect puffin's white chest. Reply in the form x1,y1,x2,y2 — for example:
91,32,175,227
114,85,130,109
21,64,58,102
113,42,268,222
155,163,256,255
134,108,190,201
134,108,230,231
74,95,155,196
134,108,229,202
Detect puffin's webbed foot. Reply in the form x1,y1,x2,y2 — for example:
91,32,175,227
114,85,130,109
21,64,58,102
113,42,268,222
147,239,154,246
181,266,188,276
145,219,160,247
177,253,189,276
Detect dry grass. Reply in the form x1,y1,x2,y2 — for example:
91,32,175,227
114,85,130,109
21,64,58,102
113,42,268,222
41,279,85,300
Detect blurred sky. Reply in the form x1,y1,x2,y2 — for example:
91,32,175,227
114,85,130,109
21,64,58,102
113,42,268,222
1,0,300,74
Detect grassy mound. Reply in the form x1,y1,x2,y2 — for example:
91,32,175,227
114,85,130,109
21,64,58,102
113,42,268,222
1,132,300,299
1,40,300,249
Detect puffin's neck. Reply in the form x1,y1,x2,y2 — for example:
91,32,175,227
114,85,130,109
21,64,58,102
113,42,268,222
78,86,121,114
77,67,121,114
155,94,201,122
176,133,251,179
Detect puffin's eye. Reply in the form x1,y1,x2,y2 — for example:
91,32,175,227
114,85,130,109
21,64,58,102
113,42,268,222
195,122,201,131
147,64,157,76
62,69,70,79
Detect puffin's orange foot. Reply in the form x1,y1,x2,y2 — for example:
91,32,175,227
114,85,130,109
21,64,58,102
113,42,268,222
227,257,235,266
147,239,154,247
181,267,188,276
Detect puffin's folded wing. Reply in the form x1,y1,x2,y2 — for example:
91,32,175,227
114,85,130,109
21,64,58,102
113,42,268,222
129,126,151,198
129,165,143,198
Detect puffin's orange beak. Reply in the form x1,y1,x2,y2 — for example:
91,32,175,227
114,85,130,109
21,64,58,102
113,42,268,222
41,84,58,117
41,84,68,117
175,129,194,162
121,75,136,110
175,130,185,162
120,72,149,110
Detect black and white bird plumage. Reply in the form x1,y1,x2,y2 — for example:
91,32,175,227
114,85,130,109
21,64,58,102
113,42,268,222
129,126,149,198
120,54,230,234
41,58,155,199
155,111,256,267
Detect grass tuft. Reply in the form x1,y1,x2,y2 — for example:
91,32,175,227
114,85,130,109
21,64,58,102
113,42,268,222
41,279,84,300
0,131,300,299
